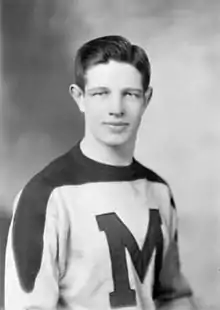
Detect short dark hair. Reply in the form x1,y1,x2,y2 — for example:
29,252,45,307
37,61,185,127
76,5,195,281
74,35,151,91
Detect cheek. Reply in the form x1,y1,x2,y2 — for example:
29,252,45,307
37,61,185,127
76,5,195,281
84,105,103,126
127,104,145,122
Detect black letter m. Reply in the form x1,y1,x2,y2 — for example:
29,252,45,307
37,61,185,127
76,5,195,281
96,209,163,308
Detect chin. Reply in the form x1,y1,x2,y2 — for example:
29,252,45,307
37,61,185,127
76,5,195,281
99,134,131,148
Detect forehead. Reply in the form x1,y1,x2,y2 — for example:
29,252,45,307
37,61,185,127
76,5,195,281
85,60,143,90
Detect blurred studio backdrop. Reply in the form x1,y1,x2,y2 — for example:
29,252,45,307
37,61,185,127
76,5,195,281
0,0,220,309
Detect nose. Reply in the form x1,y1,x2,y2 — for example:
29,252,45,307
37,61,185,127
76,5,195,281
108,95,124,117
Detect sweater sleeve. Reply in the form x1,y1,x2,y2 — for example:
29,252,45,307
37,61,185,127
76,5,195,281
4,183,64,310
153,187,198,310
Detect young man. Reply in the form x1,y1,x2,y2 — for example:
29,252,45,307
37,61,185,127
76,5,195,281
5,35,198,310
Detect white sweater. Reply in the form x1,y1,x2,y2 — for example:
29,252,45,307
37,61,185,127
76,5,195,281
5,142,192,310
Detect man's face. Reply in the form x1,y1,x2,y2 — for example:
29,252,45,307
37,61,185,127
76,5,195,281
79,60,151,148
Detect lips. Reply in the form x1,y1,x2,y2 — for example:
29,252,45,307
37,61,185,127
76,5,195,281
103,122,129,126
103,122,129,133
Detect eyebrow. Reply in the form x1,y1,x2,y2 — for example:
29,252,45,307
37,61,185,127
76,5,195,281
87,87,109,93
87,87,143,93
123,88,143,93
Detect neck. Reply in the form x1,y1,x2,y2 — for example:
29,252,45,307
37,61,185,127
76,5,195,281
80,137,135,166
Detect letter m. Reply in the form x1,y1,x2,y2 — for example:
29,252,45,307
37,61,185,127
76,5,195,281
96,210,163,308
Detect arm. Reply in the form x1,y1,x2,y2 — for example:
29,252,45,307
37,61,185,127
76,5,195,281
153,188,199,310
4,185,63,310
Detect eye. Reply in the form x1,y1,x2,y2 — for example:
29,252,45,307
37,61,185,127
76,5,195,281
124,92,141,99
92,91,109,96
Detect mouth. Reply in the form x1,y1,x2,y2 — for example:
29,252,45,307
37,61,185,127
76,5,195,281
103,122,129,126
103,122,129,133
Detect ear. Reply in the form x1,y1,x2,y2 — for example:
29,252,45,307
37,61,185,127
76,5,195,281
143,86,153,111
69,84,85,113
144,86,153,103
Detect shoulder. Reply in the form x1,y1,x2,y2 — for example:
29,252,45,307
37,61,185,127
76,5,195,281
16,144,81,208
135,160,176,227
17,149,73,208
135,159,171,199
138,162,168,185
134,159,169,187
11,145,81,238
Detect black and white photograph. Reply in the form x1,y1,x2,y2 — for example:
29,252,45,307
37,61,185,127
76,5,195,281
0,1,219,309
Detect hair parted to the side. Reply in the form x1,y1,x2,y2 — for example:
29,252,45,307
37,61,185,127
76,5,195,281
74,35,151,91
